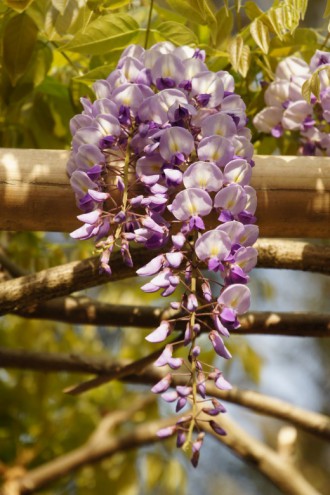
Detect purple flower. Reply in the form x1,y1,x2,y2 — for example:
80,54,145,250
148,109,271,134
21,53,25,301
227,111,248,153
183,161,223,191
195,230,231,271
170,188,213,222
158,127,194,163
151,373,172,393
146,321,172,343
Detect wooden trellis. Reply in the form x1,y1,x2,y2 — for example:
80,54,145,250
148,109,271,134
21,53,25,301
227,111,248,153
1,149,330,237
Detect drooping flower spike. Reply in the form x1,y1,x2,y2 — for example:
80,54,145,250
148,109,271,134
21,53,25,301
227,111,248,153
253,50,330,156
67,42,258,467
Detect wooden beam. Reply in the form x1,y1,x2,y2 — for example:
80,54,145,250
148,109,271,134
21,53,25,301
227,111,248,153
1,148,330,237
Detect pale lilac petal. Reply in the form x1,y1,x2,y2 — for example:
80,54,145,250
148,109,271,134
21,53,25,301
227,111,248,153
77,209,102,224
282,101,313,130
195,230,231,261
216,220,245,244
150,53,185,85
176,386,192,397
239,224,259,246
244,185,257,215
201,113,237,138
198,136,234,167
159,127,194,162
215,374,232,390
161,390,179,402
157,425,177,438
183,161,223,191
209,331,232,359
76,144,105,171
276,56,310,79
170,188,212,221
70,171,98,198
234,246,258,273
136,255,164,276
165,252,183,268
214,184,247,214
191,71,224,107
224,159,252,186
253,106,283,133
154,345,173,367
70,115,93,136
87,189,109,202
151,373,172,393
146,321,171,343
218,284,251,314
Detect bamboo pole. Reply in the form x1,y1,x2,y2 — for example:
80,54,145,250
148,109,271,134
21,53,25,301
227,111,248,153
1,149,330,237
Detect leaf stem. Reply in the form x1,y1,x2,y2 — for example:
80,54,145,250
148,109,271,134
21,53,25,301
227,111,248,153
144,0,154,49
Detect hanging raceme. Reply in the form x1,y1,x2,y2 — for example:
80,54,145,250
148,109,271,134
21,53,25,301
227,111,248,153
67,42,258,466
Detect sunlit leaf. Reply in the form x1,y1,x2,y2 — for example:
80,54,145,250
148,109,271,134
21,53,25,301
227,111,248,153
155,21,198,46
4,0,34,12
250,18,270,54
3,13,38,86
165,0,206,24
45,0,88,39
238,44,250,78
269,28,318,58
301,78,311,103
103,0,132,9
310,71,321,100
324,0,330,17
62,13,140,54
74,64,116,83
215,6,233,46
228,35,243,73
244,0,263,20
52,0,68,15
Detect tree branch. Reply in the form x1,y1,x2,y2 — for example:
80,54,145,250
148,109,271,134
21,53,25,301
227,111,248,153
134,368,330,442
3,406,321,495
256,239,330,275
14,296,330,338
3,404,171,495
0,347,329,441
0,239,329,315
198,409,321,495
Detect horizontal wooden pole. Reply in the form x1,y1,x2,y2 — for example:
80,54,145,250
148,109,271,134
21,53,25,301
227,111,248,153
1,148,330,237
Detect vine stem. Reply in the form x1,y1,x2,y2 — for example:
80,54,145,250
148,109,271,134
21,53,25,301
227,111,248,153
144,0,154,49
184,234,199,450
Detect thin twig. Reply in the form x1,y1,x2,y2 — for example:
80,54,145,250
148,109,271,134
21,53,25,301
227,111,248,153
0,239,329,316
0,347,329,441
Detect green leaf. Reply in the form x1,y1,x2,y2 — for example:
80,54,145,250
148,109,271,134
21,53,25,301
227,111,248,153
155,21,198,46
250,18,270,54
228,35,243,73
103,0,132,9
62,13,140,54
165,0,207,25
244,0,263,21
3,13,38,86
215,6,233,46
301,78,311,103
238,44,250,78
324,0,330,17
310,71,321,99
74,64,116,83
269,28,318,59
4,0,34,12
52,0,68,15
166,0,217,33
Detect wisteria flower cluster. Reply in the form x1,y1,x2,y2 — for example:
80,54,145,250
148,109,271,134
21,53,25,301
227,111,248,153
253,50,330,155
67,42,258,466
